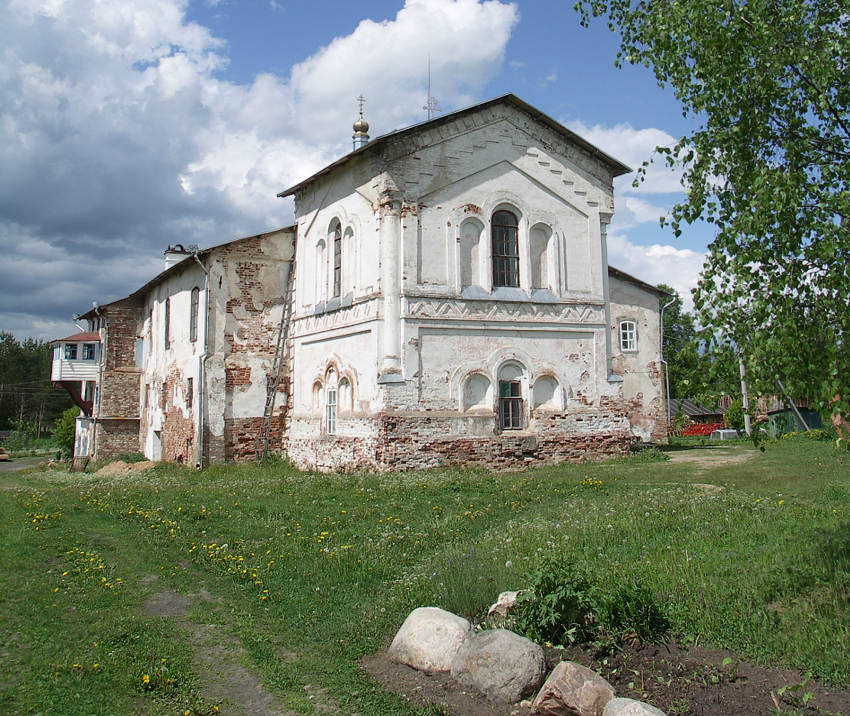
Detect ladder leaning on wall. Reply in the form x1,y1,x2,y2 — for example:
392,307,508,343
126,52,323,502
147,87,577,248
255,257,296,462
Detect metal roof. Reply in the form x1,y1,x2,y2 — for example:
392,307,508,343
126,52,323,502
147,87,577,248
278,93,632,198
52,331,101,343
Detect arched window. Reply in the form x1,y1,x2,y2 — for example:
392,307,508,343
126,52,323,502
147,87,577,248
492,210,519,287
330,220,342,298
163,297,170,349
498,362,524,430
190,287,200,342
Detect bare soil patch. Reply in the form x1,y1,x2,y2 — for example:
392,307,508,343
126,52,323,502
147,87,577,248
665,447,756,471
362,640,850,715
143,589,294,715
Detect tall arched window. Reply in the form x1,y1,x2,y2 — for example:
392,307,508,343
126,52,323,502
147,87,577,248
492,210,519,287
498,362,525,430
330,220,342,298
189,287,200,342
460,218,483,288
325,369,338,434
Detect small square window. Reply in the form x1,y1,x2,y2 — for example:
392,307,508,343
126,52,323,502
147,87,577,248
64,344,78,360
619,320,637,352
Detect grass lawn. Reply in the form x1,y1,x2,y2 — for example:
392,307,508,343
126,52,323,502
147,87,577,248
0,434,847,714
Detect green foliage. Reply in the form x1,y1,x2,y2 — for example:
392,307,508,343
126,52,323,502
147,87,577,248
724,397,745,431
515,556,669,647
575,0,850,425
515,556,596,645
598,582,670,645
54,406,80,457
428,546,515,619
0,331,73,431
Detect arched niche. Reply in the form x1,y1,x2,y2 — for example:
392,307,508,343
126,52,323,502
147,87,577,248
529,223,552,290
462,373,491,412
459,217,484,288
532,374,561,410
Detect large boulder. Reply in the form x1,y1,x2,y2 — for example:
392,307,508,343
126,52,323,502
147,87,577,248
603,697,666,715
388,607,472,673
532,661,616,716
451,628,546,703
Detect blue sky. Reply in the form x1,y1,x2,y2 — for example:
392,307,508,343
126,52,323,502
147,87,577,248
1,0,710,340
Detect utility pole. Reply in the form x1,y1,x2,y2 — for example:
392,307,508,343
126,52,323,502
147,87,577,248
739,355,752,436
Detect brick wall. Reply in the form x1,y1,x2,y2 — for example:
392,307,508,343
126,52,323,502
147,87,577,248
286,409,632,472
94,419,140,458
99,370,140,418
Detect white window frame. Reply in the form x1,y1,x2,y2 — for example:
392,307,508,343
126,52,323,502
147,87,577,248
82,343,97,361
326,388,337,435
64,344,78,360
619,320,637,352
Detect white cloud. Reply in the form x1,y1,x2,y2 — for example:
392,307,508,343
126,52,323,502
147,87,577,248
607,232,706,310
567,120,684,195
0,0,519,339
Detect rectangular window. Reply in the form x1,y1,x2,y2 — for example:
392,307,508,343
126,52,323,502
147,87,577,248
164,297,170,350
187,377,193,409
619,320,637,351
82,343,97,360
64,344,78,360
161,381,167,412
326,388,337,434
499,380,523,430
190,287,199,342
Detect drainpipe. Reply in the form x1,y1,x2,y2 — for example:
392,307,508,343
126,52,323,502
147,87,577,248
659,295,676,431
193,252,210,469
93,305,105,462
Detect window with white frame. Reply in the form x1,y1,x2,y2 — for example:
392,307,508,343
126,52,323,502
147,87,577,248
64,344,78,360
82,343,97,360
619,320,637,351
190,287,200,342
326,388,337,434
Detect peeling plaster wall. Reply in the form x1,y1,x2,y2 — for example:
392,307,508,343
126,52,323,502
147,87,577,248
286,101,637,471
205,229,295,462
609,274,666,442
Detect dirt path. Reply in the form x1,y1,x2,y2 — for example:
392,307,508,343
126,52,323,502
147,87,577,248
143,587,297,715
664,445,757,471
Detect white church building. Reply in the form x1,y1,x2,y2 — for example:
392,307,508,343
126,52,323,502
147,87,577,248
54,94,668,471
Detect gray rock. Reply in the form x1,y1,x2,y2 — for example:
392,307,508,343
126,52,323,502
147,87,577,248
388,607,472,673
602,697,666,716
451,628,546,703
532,661,615,716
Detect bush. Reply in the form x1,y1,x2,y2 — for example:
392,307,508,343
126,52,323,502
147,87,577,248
515,555,669,647
724,397,745,431
54,406,80,458
515,556,596,645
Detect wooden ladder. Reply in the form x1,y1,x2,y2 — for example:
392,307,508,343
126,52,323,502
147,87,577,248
255,258,295,462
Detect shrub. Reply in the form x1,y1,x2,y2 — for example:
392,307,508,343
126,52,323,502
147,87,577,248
514,556,596,645
54,406,80,458
724,397,745,431
515,555,669,647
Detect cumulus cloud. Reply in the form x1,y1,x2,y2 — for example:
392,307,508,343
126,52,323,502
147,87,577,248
567,120,684,194
0,0,519,339
607,232,706,311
